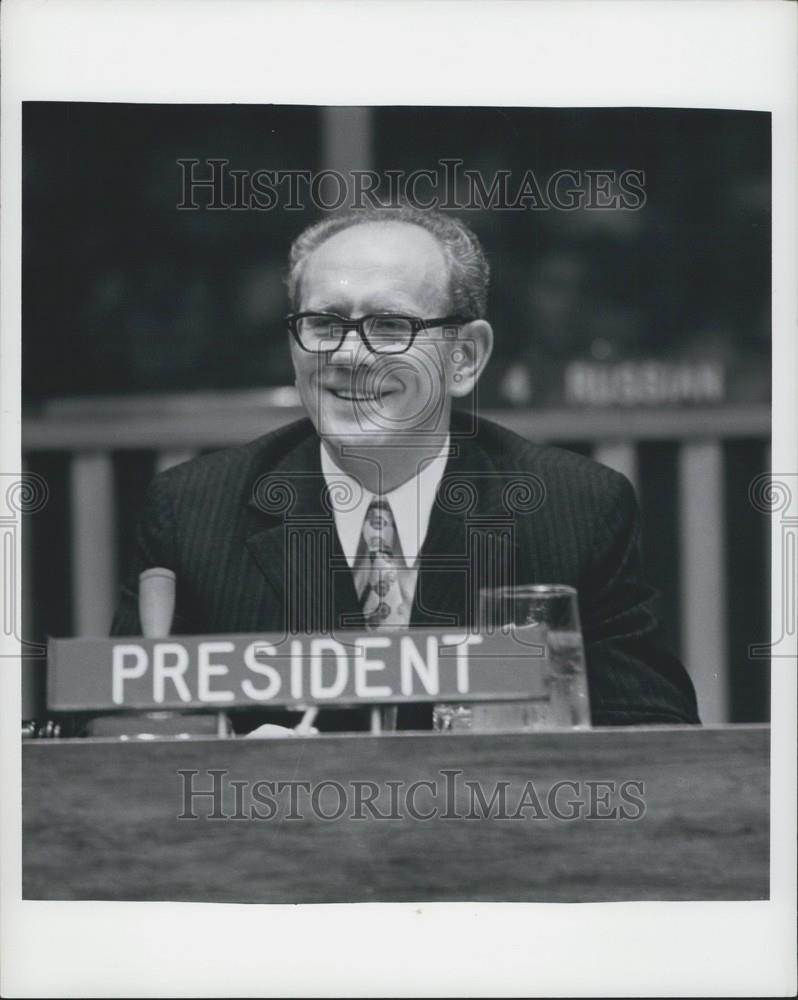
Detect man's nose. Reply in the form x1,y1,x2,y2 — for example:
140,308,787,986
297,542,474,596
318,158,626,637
328,325,369,365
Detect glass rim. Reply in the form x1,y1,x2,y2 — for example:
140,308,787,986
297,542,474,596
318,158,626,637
478,584,577,598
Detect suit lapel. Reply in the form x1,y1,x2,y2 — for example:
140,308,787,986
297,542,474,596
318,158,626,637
411,431,493,629
245,433,360,633
411,426,538,629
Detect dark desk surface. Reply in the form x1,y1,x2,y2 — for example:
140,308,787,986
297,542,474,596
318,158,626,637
22,724,769,903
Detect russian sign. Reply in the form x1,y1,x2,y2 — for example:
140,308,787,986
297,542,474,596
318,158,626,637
47,629,549,711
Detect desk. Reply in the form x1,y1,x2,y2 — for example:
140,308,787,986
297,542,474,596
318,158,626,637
22,725,768,903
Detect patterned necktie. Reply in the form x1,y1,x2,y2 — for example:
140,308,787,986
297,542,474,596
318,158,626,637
357,498,407,731
357,498,410,629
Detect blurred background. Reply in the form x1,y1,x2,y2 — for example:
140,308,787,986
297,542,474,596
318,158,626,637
21,104,770,723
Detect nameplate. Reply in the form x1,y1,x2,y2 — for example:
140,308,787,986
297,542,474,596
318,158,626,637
47,629,549,711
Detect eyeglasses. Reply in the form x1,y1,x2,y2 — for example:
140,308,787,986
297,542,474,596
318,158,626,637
286,312,470,355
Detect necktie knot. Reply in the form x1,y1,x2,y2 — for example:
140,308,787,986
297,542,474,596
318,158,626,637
362,498,396,559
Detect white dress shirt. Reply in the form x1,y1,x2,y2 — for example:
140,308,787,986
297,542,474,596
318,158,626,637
320,438,451,612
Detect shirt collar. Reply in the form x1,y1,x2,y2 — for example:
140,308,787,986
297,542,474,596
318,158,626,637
320,436,451,569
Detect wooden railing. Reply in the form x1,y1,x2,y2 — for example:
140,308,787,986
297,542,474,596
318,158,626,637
22,401,771,724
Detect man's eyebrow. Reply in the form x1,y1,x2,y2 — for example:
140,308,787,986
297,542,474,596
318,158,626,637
300,301,348,314
309,300,419,316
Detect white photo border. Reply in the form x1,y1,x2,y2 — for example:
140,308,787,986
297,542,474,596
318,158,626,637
1,1,795,997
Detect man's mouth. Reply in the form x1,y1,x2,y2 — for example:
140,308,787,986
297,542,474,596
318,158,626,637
326,387,395,402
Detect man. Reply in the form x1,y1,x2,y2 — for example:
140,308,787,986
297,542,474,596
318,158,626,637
112,204,700,730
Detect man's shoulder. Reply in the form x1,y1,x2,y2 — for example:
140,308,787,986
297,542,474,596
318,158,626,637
148,416,317,496
466,413,632,500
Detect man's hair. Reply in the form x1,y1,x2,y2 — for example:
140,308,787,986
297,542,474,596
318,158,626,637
286,204,490,318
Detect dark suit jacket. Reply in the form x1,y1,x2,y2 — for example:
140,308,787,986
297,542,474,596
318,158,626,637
111,412,700,729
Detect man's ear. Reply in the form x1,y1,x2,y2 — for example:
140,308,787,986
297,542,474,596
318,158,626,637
447,320,494,398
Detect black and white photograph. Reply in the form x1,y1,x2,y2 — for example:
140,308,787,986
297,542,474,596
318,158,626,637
2,2,795,997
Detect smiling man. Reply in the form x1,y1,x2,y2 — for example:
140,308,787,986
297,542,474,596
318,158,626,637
287,214,492,495
112,204,700,730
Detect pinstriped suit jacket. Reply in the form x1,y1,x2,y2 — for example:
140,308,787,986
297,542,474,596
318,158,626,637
111,412,700,729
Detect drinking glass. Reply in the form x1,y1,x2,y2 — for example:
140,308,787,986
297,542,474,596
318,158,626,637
432,584,591,732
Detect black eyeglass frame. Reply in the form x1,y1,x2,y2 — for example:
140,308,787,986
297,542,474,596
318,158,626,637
286,312,472,355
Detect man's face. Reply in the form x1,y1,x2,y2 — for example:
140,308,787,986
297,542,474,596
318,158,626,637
291,221,458,450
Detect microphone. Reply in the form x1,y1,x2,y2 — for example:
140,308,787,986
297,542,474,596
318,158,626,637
138,567,176,638
135,566,224,736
